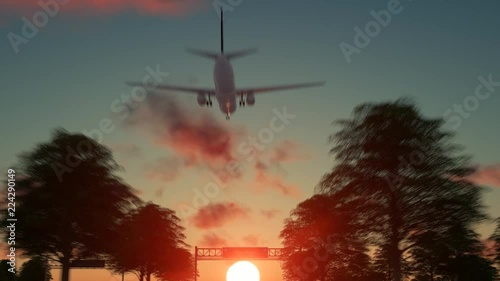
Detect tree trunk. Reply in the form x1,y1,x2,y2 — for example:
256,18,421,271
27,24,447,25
388,240,402,281
61,256,70,281
429,260,434,281
388,194,403,281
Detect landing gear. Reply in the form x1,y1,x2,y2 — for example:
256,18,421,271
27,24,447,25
239,93,246,107
206,93,213,107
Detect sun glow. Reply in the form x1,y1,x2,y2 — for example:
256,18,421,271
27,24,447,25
226,261,260,281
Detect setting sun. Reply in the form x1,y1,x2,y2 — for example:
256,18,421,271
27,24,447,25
226,261,260,281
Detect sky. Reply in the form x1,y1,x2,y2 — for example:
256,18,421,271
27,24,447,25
1,0,500,280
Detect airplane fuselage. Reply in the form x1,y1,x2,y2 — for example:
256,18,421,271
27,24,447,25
214,55,237,118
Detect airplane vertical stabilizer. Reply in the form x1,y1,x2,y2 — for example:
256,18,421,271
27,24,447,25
186,8,257,60
221,8,224,54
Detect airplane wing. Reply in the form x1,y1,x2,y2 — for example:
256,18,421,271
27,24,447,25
236,81,325,94
126,82,215,95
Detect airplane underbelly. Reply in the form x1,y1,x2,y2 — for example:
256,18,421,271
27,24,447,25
214,58,235,93
217,94,236,113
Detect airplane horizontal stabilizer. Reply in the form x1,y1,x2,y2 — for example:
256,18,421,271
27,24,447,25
225,48,259,60
185,48,220,59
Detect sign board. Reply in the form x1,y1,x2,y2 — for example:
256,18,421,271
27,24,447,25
70,260,105,268
222,247,269,259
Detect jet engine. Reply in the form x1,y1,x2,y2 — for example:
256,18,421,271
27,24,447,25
246,92,255,106
197,93,207,106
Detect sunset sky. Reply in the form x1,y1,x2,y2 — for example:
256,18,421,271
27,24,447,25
1,0,500,280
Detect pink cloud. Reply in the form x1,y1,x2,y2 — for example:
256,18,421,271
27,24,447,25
144,157,183,182
190,202,250,229
1,0,205,19
482,239,496,258
260,209,280,219
126,94,308,197
242,234,261,246
469,164,500,188
270,140,311,165
254,160,301,197
155,187,165,198
125,94,246,171
199,232,228,247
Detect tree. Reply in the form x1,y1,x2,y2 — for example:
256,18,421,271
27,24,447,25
443,254,498,281
490,218,500,268
0,129,141,281
0,259,17,281
108,202,193,281
18,256,52,281
280,194,377,281
316,99,487,281
409,221,488,280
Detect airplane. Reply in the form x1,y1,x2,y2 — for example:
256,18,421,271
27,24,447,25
127,9,325,120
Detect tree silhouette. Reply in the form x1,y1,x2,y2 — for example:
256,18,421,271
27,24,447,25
18,256,52,281
409,221,496,280
280,194,376,281
107,202,193,281
0,129,140,281
0,259,17,281
491,218,500,268
441,254,498,281
316,99,487,281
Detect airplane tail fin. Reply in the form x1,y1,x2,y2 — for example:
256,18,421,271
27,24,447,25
220,7,257,60
184,7,225,59
186,9,258,60
221,8,224,54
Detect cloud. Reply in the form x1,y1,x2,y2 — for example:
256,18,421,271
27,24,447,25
469,164,500,188
260,209,280,219
125,94,308,197
144,157,183,182
247,140,309,198
190,202,250,229
155,187,165,198
125,94,246,171
242,234,261,246
199,232,228,247
254,160,301,197
482,239,496,258
131,187,143,196
270,140,311,165
111,143,142,159
1,0,205,20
